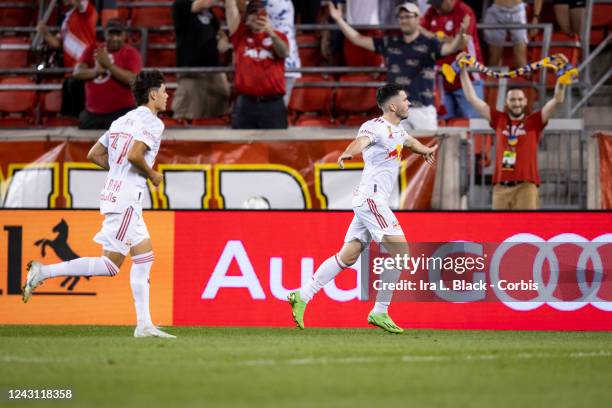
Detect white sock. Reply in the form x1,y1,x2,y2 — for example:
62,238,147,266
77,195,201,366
130,251,154,328
372,268,401,315
300,254,348,302
40,256,118,279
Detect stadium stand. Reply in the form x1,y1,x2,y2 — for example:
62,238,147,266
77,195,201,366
0,36,29,68
288,74,333,126
0,0,35,27
129,0,173,28
40,88,79,126
0,0,609,128
0,76,37,127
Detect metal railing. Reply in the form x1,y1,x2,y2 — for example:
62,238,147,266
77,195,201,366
0,22,555,100
467,118,586,209
569,32,612,116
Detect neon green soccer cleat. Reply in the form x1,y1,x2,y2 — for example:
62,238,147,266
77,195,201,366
287,291,307,329
367,312,404,334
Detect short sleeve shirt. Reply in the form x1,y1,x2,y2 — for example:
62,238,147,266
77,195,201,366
373,34,442,107
230,23,288,97
80,43,142,114
353,117,408,207
99,107,164,215
421,0,482,91
490,109,547,185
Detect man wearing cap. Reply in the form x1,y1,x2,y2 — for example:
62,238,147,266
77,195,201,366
421,0,483,120
73,18,142,129
226,0,290,129
328,1,468,130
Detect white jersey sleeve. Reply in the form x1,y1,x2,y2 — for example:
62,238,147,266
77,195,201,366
357,120,380,144
98,131,110,148
133,125,156,150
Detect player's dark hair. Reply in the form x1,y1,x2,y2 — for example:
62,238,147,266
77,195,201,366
376,83,405,108
132,70,165,106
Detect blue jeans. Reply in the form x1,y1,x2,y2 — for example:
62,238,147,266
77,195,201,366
443,81,484,119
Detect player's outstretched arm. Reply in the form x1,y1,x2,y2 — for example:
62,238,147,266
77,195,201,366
338,136,371,169
404,136,438,165
541,78,567,123
87,141,109,170
457,52,491,122
127,141,163,186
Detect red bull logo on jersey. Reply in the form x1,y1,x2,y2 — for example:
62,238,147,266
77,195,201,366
387,144,403,161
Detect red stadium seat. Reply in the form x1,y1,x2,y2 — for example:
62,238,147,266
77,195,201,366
146,34,176,67
0,2,34,27
117,6,131,23
0,77,38,127
161,117,186,127
528,32,580,88
294,116,337,127
40,90,78,127
130,0,173,27
334,74,378,116
288,74,333,124
590,5,612,45
341,113,379,127
297,34,321,67
343,30,383,67
191,117,231,126
0,36,30,68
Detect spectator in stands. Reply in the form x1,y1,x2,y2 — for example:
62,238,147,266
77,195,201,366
328,2,468,130
421,0,484,120
553,0,585,36
37,0,97,118
458,52,568,210
73,19,142,129
483,1,543,68
266,0,302,106
172,0,230,120
37,0,97,68
226,0,290,129
321,0,388,65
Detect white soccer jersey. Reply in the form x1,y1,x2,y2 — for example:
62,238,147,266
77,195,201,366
97,106,164,215
352,116,407,208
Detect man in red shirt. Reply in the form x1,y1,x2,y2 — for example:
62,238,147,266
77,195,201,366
73,19,142,129
421,0,484,120
226,0,289,129
37,0,97,68
458,52,569,209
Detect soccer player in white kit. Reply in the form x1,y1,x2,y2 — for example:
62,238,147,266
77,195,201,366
288,83,437,334
22,70,175,339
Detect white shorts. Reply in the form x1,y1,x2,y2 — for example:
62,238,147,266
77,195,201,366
483,3,528,46
93,206,150,256
344,199,404,243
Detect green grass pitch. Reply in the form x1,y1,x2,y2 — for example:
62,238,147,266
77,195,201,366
1,326,611,407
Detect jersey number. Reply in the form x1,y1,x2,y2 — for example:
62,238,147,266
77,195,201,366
109,132,134,165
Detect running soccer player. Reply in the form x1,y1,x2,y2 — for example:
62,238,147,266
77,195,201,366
22,70,175,339
288,83,437,334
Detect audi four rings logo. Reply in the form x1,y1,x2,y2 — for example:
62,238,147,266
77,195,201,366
490,233,612,312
